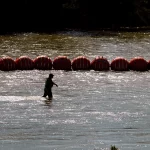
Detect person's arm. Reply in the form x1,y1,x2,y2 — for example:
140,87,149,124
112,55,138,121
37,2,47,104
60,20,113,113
53,82,58,87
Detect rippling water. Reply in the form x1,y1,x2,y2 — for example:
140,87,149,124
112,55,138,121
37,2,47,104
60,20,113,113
0,31,150,150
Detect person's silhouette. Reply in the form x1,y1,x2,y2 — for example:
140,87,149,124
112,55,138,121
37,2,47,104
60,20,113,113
42,73,58,99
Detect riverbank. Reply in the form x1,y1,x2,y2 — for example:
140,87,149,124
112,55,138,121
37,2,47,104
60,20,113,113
0,26,150,35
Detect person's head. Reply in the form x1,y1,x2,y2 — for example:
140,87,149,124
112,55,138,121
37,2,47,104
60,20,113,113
49,73,54,78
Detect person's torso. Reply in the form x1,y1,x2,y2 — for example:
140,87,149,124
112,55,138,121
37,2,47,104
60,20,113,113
45,78,53,89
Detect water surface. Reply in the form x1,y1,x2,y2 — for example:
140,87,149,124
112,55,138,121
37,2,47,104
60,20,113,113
0,31,150,150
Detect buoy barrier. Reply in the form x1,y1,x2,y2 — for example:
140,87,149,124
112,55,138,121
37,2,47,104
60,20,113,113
111,57,129,71
148,60,150,70
53,56,71,70
33,56,52,70
90,56,109,71
0,55,149,72
129,57,148,71
15,56,34,70
72,56,91,70
0,57,16,71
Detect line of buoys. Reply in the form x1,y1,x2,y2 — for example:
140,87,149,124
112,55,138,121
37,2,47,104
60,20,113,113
129,57,148,71
111,57,129,71
91,56,110,71
0,55,149,72
72,56,91,70
53,56,71,70
0,56,16,71
33,55,52,70
16,56,34,70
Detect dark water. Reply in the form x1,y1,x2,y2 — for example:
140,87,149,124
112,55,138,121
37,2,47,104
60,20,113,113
0,31,150,150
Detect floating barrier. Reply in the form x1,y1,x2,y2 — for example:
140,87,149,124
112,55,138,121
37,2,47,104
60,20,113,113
15,56,34,70
129,57,148,71
0,55,149,72
111,57,129,71
148,60,150,70
33,56,52,70
0,57,16,71
72,56,91,70
53,56,71,70
90,56,109,71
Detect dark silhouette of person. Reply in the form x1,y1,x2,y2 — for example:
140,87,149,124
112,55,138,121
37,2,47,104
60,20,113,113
42,73,58,99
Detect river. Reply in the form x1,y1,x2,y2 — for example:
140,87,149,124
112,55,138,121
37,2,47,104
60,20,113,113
0,31,150,150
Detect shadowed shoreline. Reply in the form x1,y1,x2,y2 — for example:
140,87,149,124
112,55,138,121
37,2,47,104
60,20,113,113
0,0,149,35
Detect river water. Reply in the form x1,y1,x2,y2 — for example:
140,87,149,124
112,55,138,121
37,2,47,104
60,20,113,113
0,31,150,150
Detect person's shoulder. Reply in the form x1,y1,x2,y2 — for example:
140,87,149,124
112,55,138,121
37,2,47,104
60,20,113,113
47,78,52,81
46,78,50,81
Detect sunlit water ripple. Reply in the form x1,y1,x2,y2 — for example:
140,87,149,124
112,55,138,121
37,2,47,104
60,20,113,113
0,31,150,150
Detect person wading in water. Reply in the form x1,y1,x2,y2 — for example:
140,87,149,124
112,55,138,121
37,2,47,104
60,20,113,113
42,73,58,100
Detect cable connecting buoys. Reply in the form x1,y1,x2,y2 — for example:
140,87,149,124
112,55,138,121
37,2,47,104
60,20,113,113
0,57,16,71
15,56,34,70
72,56,91,70
111,57,129,71
129,57,148,71
33,55,52,70
53,56,71,70
90,56,109,71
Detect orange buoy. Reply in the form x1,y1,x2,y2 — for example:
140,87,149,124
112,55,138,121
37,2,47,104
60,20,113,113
129,57,148,71
111,57,129,71
72,56,90,70
0,57,16,71
148,60,150,70
33,55,52,70
90,56,109,71
15,56,34,70
53,56,71,70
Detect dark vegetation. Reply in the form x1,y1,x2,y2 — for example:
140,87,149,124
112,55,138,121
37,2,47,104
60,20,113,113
0,0,150,34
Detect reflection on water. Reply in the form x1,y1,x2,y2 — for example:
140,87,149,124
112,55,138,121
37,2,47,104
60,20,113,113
0,31,149,61
0,31,150,150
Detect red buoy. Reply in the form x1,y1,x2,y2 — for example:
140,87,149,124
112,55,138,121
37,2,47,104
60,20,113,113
53,56,71,70
111,57,129,71
90,56,109,71
148,60,150,70
15,56,34,70
0,57,16,71
33,55,52,70
72,56,90,70
129,57,148,71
